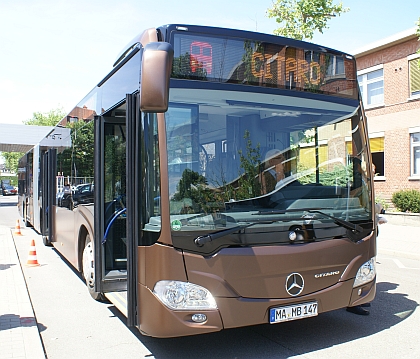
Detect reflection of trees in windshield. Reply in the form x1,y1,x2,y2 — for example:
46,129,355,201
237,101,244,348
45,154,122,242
234,130,263,199
57,120,94,181
170,124,367,217
171,131,265,213
171,52,208,80
172,169,213,214
297,163,351,187
241,40,261,85
171,131,262,213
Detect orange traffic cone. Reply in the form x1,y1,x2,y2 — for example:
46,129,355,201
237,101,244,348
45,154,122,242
26,239,40,267
14,219,23,236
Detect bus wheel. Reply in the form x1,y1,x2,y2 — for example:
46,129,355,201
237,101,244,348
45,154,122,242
82,234,103,301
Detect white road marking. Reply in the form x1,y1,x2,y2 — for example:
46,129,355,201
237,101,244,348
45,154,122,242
392,258,420,270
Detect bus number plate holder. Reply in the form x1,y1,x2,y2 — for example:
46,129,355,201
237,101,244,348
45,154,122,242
269,301,318,324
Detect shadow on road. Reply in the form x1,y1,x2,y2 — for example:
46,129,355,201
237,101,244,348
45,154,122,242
113,280,418,359
0,313,47,332
0,263,15,270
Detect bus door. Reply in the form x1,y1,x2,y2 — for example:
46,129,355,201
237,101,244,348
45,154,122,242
40,148,56,246
93,112,133,322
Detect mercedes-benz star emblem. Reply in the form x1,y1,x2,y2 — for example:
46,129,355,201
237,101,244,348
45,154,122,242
285,273,304,296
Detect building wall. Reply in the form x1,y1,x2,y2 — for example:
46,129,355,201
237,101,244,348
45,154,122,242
356,36,420,207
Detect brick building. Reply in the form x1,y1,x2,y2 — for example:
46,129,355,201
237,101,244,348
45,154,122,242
354,28,420,207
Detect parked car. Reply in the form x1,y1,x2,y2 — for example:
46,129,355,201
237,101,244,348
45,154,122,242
57,183,94,209
2,184,17,196
72,183,94,206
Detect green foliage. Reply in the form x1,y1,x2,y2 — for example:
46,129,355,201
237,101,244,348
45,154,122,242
417,17,420,59
170,130,263,213
417,17,420,39
1,152,23,174
297,163,350,186
172,53,208,80
173,169,208,201
241,40,262,84
392,189,420,213
267,0,349,40
171,168,216,213
23,107,66,126
57,120,94,179
0,175,17,186
236,130,262,199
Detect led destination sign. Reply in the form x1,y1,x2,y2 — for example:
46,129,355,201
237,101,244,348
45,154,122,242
172,33,357,98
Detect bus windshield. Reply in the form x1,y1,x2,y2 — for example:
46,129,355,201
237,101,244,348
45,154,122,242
156,85,372,249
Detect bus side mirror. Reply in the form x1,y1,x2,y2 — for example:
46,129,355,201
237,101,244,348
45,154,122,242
140,42,174,113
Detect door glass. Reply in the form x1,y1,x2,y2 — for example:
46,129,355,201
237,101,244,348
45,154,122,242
103,122,127,271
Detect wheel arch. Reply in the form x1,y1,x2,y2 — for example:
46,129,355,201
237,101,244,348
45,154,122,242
77,225,90,272
74,205,94,272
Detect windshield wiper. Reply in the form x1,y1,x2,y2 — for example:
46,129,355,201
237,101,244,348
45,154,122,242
307,210,363,233
194,220,275,247
194,208,363,247
254,208,363,233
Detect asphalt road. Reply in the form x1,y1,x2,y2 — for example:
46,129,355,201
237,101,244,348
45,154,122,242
1,194,419,358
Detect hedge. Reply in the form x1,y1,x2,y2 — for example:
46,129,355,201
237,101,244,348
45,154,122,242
391,189,420,213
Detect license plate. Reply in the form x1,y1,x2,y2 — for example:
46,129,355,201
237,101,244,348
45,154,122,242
269,301,318,324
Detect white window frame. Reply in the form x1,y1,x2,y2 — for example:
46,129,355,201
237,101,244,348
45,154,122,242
326,55,345,79
409,127,420,179
408,53,420,100
357,64,384,109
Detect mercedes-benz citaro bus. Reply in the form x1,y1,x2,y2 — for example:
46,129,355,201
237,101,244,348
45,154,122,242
27,24,377,338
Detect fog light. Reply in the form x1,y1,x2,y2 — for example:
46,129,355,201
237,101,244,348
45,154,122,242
192,313,207,323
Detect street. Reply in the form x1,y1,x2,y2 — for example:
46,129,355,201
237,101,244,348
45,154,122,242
1,194,419,358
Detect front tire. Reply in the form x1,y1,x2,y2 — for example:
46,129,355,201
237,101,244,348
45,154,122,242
82,234,104,301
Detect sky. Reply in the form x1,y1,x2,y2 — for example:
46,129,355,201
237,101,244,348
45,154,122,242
0,0,419,127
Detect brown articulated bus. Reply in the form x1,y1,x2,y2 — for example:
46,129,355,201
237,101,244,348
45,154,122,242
20,24,377,338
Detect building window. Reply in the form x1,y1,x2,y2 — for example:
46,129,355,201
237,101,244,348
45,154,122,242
369,136,385,177
326,55,345,77
411,132,420,176
408,55,420,98
358,65,384,108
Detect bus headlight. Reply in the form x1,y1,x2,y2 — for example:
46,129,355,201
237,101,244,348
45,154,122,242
153,280,217,310
353,257,376,287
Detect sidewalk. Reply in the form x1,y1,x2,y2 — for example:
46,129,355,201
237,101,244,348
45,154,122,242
376,217,420,260
0,224,45,359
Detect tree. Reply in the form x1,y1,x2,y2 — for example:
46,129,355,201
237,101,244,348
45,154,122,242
23,107,66,126
267,0,349,40
57,120,94,180
2,152,21,174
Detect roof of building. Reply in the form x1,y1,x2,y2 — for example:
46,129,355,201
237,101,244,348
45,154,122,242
353,27,418,57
